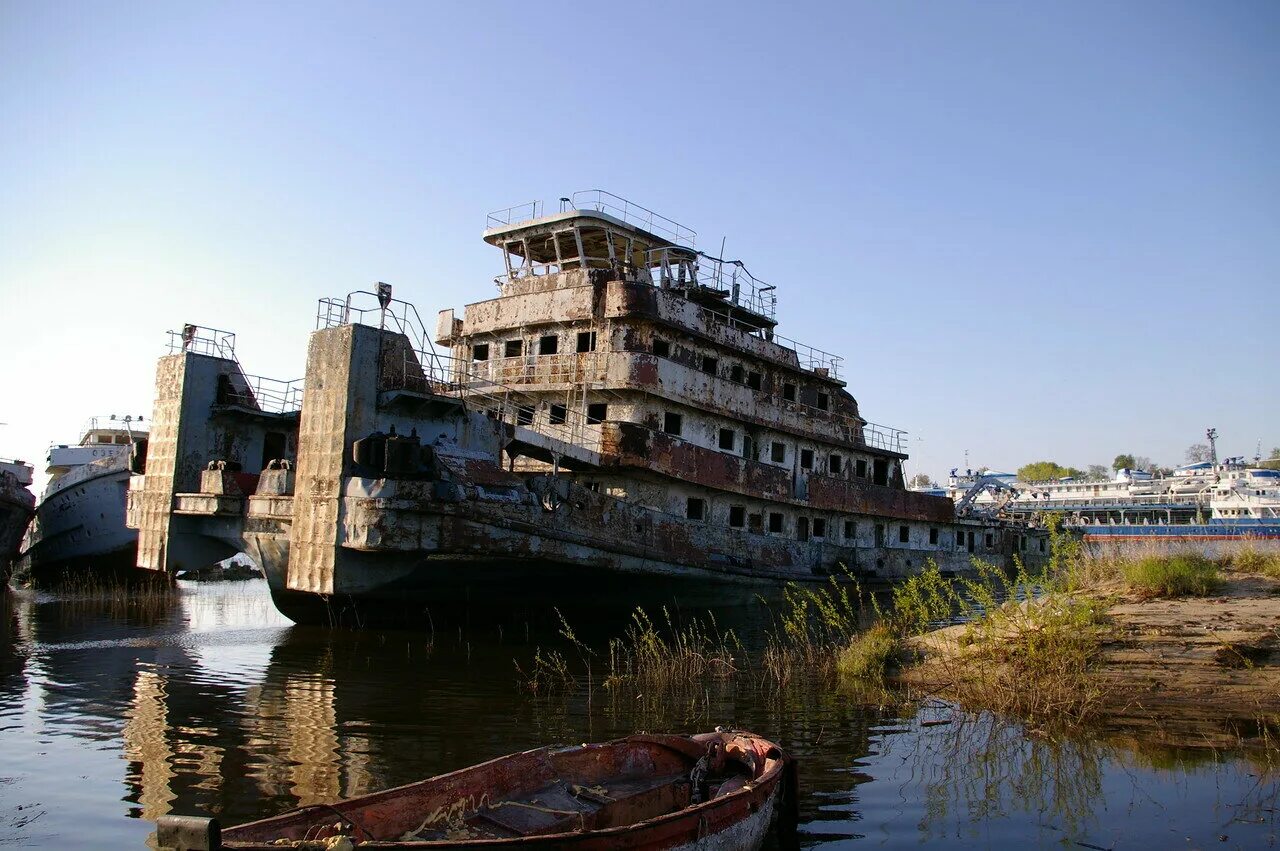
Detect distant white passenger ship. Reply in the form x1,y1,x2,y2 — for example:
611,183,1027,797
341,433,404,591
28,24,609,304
941,452,1280,540
14,417,148,585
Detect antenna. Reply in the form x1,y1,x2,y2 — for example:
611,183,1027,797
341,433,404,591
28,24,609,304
1206,427,1218,466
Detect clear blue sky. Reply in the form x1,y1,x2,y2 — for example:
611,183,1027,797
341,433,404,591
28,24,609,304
2,0,1277,491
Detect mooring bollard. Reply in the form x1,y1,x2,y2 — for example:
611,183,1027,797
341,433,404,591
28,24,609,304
156,815,221,850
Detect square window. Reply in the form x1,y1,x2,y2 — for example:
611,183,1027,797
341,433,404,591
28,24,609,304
516,405,533,425
768,512,784,534
929,527,939,545
549,404,567,425
730,364,744,383
856,459,868,478
899,525,910,543
504,339,523,358
472,343,490,361
686,497,705,521
539,335,558,355
577,331,597,353
771,442,786,463
782,383,797,402
663,412,683,435
586,403,607,424
702,355,719,375
844,520,856,539
800,449,814,470
718,428,735,450
816,392,829,411
830,454,842,473
813,518,826,538
652,338,670,357
729,506,746,528
749,513,763,531
746,371,762,390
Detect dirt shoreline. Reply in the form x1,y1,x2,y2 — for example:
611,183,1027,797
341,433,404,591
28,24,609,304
900,569,1280,747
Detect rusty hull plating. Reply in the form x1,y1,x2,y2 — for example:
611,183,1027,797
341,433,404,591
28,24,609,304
126,192,1048,626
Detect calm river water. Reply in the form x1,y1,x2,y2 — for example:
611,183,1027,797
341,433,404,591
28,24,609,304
0,581,1275,849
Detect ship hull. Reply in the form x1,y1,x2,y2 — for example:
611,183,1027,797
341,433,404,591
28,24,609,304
1083,522,1280,541
15,463,143,587
0,492,34,578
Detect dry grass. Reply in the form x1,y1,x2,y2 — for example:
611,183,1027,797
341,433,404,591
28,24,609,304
1228,543,1280,579
836,622,898,682
1120,553,1222,599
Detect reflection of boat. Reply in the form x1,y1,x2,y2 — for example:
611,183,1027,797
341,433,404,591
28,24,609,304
191,731,795,849
0,458,35,577
16,417,148,585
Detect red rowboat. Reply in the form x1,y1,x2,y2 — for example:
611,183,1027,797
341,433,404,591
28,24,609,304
157,730,797,850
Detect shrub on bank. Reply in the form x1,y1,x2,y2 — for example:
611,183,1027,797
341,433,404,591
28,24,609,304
1121,553,1221,599
836,623,899,682
1229,545,1280,579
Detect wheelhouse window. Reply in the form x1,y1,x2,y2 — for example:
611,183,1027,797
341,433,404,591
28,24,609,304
797,517,810,542
746,371,762,391
812,518,826,538
782,383,797,402
471,343,490,361
549,404,567,425
729,364,745,383
816,392,829,411
701,355,719,376
577,331,597,353
771,442,786,463
856,459,868,478
769,512,784,534
718,428,735,450
504,339,523,358
899,525,910,543
538,335,558,355
728,506,746,528
586,403,607,424
800,449,814,470
663,412,683,436
652,338,670,357
516,405,534,425
844,520,856,539
929,527,939,545
830,454,842,474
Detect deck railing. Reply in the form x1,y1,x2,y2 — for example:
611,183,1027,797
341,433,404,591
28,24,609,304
168,325,236,359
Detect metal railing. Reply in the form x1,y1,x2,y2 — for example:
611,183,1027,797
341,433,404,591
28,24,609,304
168,325,236,359
861,422,907,454
571,190,696,247
222,374,304,415
486,200,543,229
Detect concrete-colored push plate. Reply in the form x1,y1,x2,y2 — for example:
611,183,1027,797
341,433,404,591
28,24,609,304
156,814,221,850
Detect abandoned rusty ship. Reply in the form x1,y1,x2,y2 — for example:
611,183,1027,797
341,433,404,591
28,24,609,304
125,191,1047,625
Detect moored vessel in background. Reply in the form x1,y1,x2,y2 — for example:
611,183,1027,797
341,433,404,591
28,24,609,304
0,458,35,579
14,417,149,586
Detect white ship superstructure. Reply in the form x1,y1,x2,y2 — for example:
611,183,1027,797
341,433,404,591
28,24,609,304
15,417,149,585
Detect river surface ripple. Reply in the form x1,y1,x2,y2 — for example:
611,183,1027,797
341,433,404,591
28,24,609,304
0,581,1275,849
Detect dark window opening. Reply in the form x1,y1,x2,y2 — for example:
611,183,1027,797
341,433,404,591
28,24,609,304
701,355,719,375
830,454,842,474
686,497,706,521
749,513,763,531
856,459,868,478
797,516,810,542
874,524,886,547
844,520,856,539
261,431,286,470
956,530,964,547
800,449,814,470
899,525,910,543
652,337,670,357
663,412,683,435
718,428,735,450
586,403,607,424
516,405,534,425
746,371,762,390
539,335,558,355
782,383,797,402
504,339,523,358
577,331,597,353
816,392,829,411
1020,536,1027,551
549,404,567,425
812,518,826,538
873,458,889,486
584,481,600,493
728,506,746,528
472,343,490,361
769,512,784,534
743,435,755,459
1039,538,1046,553
729,364,744,383
985,533,994,548
929,527,939,545
770,442,786,463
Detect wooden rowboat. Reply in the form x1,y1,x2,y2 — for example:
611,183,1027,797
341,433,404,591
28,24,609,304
157,730,796,850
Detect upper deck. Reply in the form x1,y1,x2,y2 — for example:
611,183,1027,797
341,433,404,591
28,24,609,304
483,190,782,333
